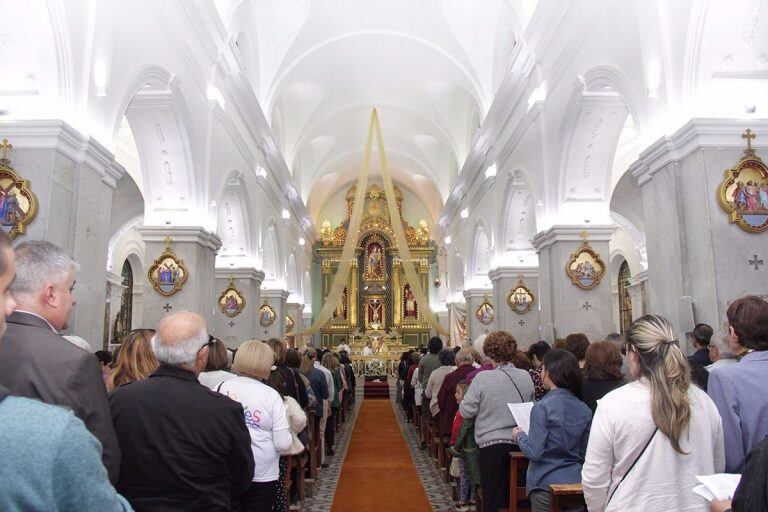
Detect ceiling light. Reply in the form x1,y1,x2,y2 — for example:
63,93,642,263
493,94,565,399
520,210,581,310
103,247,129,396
485,165,497,179
298,237,306,246
255,167,267,178
444,236,452,245
460,208,469,219
281,209,290,219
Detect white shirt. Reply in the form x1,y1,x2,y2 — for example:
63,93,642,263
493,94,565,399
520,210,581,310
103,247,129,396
425,365,454,416
582,379,724,512
314,361,335,401
362,346,373,356
197,370,237,391
218,376,291,482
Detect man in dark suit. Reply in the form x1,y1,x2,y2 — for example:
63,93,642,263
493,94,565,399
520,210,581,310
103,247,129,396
110,311,254,511
688,323,714,366
0,240,121,483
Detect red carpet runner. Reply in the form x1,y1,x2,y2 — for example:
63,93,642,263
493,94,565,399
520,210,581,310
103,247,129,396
331,399,431,511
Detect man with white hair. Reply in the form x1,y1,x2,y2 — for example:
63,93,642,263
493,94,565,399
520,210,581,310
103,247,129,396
109,311,254,511
436,346,476,438
0,240,121,483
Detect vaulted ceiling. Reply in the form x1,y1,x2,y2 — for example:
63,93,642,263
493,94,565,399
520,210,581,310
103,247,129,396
220,0,535,224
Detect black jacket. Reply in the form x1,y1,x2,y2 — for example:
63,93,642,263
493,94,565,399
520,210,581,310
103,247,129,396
110,364,254,511
0,311,121,483
732,436,768,512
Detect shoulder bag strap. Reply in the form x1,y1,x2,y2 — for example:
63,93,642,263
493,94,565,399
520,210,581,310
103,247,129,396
499,368,525,402
605,427,658,508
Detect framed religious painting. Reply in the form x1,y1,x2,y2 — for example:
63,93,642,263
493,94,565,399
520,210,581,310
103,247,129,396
147,237,188,296
403,282,418,321
0,139,38,240
717,129,768,233
508,278,534,314
566,232,606,290
259,301,276,327
218,278,245,317
285,314,295,333
476,297,495,325
363,237,386,282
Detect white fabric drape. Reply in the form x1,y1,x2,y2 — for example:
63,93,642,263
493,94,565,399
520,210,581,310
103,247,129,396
449,302,467,347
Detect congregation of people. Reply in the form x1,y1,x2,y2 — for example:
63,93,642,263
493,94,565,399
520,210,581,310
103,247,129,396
0,236,356,512
397,301,768,512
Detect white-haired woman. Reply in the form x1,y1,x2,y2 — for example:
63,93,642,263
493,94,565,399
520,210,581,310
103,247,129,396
219,341,291,512
582,315,725,512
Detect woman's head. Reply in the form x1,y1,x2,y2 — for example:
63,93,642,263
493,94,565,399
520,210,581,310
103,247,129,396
299,347,316,374
265,338,287,365
410,351,421,364
511,350,532,371
564,333,590,362
584,340,623,380
107,329,158,391
726,295,768,351
483,331,518,365
322,352,340,371
542,349,583,398
285,348,301,368
204,337,230,372
339,351,352,365
527,340,551,367
626,315,691,453
438,348,455,366
233,340,275,381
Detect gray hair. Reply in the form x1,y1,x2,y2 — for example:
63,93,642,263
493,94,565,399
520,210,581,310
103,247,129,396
709,331,733,357
152,325,207,366
11,240,79,295
455,347,474,364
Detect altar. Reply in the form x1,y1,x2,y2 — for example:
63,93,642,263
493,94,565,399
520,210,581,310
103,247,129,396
313,184,437,348
342,332,409,376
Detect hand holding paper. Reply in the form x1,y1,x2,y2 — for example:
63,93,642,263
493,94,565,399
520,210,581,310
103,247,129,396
507,402,534,434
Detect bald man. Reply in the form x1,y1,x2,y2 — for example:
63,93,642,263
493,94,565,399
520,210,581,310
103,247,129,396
109,312,254,511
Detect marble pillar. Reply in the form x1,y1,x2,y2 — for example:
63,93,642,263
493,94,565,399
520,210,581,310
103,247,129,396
260,289,290,340
140,226,221,329
532,225,614,343
285,302,304,348
626,270,648,321
301,311,313,348
463,288,494,341
0,121,124,348
630,119,768,340
212,268,264,348
105,271,127,348
490,267,541,345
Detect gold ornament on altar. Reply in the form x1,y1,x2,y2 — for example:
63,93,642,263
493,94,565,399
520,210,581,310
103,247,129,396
566,231,606,290
717,129,768,233
285,314,295,333
476,296,495,325
0,139,38,240
218,277,245,317
259,301,276,327
148,237,188,296
508,276,534,314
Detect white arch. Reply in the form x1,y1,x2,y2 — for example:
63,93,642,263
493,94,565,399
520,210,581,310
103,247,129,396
470,224,491,287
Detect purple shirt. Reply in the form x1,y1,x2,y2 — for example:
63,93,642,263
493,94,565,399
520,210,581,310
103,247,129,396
466,364,493,385
708,350,768,472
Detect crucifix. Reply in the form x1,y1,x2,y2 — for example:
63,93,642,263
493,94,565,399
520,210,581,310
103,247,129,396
748,254,764,271
582,301,592,311
518,319,525,326
0,139,12,161
742,129,757,156
263,329,269,335
163,303,173,312
163,236,173,250
228,321,236,327
580,230,590,244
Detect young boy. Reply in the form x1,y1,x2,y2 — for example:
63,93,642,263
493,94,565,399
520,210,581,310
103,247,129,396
451,381,473,511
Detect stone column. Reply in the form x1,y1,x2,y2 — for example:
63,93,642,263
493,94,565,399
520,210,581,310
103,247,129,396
213,268,264,348
490,267,540,344
140,226,222,329
349,260,359,327
532,226,614,342
463,288,494,341
105,271,127,348
260,289,290,340
285,302,304,347
626,270,648,321
630,119,768,336
301,311,313,348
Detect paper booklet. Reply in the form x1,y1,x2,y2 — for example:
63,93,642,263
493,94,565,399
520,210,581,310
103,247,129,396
507,402,534,433
692,473,742,502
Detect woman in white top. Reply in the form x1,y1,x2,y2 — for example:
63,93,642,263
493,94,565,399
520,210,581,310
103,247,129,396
582,315,725,512
219,340,292,512
197,337,237,391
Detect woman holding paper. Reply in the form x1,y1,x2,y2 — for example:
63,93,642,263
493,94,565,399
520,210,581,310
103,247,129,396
512,349,592,512
582,315,725,512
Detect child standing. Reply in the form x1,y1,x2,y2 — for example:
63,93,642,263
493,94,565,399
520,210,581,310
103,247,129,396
451,381,473,511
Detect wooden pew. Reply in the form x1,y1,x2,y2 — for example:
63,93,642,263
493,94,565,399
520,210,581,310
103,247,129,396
548,483,585,512
508,451,530,512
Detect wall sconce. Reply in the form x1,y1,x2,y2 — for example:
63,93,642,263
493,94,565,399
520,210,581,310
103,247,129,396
434,277,441,288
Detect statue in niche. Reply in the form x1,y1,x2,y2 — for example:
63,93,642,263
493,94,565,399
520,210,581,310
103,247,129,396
368,298,383,326
404,283,417,319
333,287,347,320
366,242,384,279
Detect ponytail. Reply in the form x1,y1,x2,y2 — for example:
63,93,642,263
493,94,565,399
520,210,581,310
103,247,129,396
299,347,316,375
626,315,691,454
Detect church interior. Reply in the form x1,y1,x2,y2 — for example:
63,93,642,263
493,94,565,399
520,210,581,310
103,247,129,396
1,1,768,511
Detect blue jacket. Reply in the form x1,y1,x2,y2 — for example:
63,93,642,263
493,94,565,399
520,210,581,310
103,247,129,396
0,390,132,511
515,388,592,494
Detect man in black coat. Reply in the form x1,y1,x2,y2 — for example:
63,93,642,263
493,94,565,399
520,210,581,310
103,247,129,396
0,240,121,483
110,311,254,511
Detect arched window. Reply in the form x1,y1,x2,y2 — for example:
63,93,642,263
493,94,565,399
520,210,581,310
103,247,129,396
618,261,632,335
114,260,134,343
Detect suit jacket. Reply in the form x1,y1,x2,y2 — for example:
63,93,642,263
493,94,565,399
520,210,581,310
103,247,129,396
0,311,121,483
110,364,255,512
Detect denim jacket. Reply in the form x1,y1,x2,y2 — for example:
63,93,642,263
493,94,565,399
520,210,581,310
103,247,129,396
515,388,592,494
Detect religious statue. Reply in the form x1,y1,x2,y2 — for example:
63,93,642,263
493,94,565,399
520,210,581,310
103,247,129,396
362,341,373,356
368,298,383,326
333,287,347,320
367,243,384,279
404,284,417,319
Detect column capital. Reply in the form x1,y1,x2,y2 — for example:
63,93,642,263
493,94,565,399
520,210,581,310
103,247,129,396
628,269,649,288
532,225,614,251
262,288,290,301
106,271,126,288
489,266,539,281
214,267,265,283
463,288,492,300
140,226,222,252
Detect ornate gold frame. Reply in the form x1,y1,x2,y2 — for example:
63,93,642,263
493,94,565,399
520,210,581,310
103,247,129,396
717,129,768,233
0,139,38,240
476,297,495,325
147,237,188,296
218,277,245,317
508,278,534,314
259,301,276,327
285,314,295,333
566,234,605,290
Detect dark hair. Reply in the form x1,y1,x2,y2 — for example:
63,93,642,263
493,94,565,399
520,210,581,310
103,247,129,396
339,352,351,365
400,351,410,362
727,296,768,351
584,340,623,380
553,338,566,350
511,350,532,371
204,338,230,372
564,333,590,361
410,352,421,364
266,338,287,365
453,346,461,354
438,348,455,366
543,349,583,398
266,370,287,399
0,230,11,276
527,340,551,363
483,331,518,364
428,337,443,354
95,350,113,366
692,324,714,347
285,348,301,368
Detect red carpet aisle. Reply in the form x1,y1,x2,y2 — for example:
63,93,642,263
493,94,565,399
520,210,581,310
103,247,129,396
331,399,432,511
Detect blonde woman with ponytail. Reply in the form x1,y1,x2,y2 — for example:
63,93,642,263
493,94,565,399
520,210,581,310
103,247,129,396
582,315,724,512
